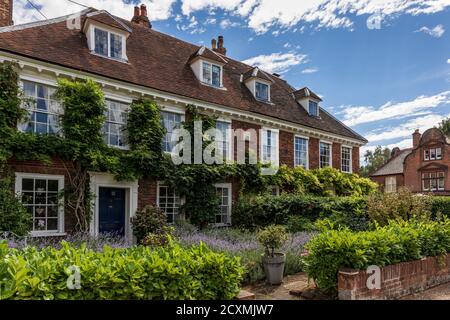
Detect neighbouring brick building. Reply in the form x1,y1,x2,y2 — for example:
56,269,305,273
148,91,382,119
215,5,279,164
0,1,366,238
371,128,450,195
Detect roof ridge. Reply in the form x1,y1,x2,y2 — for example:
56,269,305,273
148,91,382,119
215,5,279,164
370,148,411,176
0,8,93,34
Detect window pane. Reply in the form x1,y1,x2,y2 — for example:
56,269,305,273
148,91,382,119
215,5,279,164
309,101,318,116
94,28,108,56
295,137,308,168
212,65,221,87
202,62,212,84
161,111,182,152
157,185,181,224
110,33,122,59
341,147,351,173
320,142,331,168
255,82,269,101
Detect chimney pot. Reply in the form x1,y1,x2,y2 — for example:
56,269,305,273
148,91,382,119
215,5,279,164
212,36,227,55
211,38,217,49
140,4,147,17
133,6,140,17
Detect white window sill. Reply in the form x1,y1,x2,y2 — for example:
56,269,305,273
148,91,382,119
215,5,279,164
90,52,129,64
200,82,227,91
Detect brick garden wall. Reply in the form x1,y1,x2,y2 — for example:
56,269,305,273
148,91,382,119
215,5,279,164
338,254,450,300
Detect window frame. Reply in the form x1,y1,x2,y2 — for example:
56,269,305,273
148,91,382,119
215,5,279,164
385,176,397,193
160,108,185,154
215,119,233,163
214,183,232,226
260,128,279,167
422,172,445,192
92,25,127,61
294,135,309,169
15,173,65,237
201,61,223,88
156,181,183,224
19,80,61,135
424,147,443,161
308,100,319,117
255,81,270,102
341,145,352,173
102,98,130,149
319,141,332,168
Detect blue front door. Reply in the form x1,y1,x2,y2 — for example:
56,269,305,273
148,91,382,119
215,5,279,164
99,187,126,236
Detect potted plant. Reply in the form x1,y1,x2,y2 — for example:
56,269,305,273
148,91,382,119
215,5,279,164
257,225,289,285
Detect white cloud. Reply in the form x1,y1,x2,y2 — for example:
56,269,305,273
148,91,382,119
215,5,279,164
365,113,450,143
338,91,450,126
13,0,177,25
283,42,291,48
415,24,445,38
220,19,240,29
447,58,450,64
179,0,450,34
301,68,319,74
242,52,308,74
204,17,216,24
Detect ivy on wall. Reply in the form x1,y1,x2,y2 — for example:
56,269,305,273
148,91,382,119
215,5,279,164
0,62,378,231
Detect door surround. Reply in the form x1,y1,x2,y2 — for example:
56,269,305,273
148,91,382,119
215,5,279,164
89,172,138,241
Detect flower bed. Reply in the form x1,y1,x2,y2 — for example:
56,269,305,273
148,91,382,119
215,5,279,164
175,225,313,284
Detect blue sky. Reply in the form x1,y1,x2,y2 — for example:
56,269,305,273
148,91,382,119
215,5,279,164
12,0,450,161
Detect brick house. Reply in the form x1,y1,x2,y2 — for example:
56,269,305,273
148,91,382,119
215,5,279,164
371,128,450,195
0,2,366,238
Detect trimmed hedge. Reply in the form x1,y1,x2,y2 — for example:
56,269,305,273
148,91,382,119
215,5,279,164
233,194,450,231
303,219,450,294
232,194,368,231
0,241,244,300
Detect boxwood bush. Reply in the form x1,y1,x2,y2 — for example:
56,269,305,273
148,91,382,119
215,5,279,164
431,197,450,218
303,218,450,295
0,241,244,300
232,194,369,231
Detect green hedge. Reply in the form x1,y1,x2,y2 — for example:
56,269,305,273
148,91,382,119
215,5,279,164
303,219,450,294
0,241,244,300
233,194,450,231
431,197,450,218
232,194,368,231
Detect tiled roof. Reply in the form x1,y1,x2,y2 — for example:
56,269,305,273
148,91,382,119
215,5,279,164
0,9,366,143
371,149,412,176
293,87,323,101
242,67,274,83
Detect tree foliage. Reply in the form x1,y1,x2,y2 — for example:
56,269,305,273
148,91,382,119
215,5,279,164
360,146,392,177
438,117,450,136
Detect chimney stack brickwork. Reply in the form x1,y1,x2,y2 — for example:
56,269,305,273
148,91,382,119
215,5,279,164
212,35,227,55
0,0,13,27
131,4,152,28
412,129,421,149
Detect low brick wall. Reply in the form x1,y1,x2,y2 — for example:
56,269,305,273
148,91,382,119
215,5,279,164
338,254,450,300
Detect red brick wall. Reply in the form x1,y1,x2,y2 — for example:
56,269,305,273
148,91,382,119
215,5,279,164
332,142,341,170
279,130,294,167
7,157,78,233
231,119,261,163
371,174,405,192
404,142,450,195
309,138,319,169
352,147,360,174
138,178,157,209
338,254,450,300
0,0,12,27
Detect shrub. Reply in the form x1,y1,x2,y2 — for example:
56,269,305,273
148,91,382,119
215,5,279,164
257,225,288,257
0,176,31,236
430,197,450,218
142,226,174,247
0,241,244,300
367,188,431,226
131,205,167,243
303,218,450,295
232,194,368,230
286,215,315,233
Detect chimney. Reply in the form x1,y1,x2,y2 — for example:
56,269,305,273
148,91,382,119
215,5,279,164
131,4,152,28
212,35,227,55
391,147,401,158
412,129,421,148
0,0,13,27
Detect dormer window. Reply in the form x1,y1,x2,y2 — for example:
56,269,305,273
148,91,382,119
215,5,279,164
309,100,319,117
255,82,269,102
83,12,131,62
202,62,222,87
94,27,124,60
